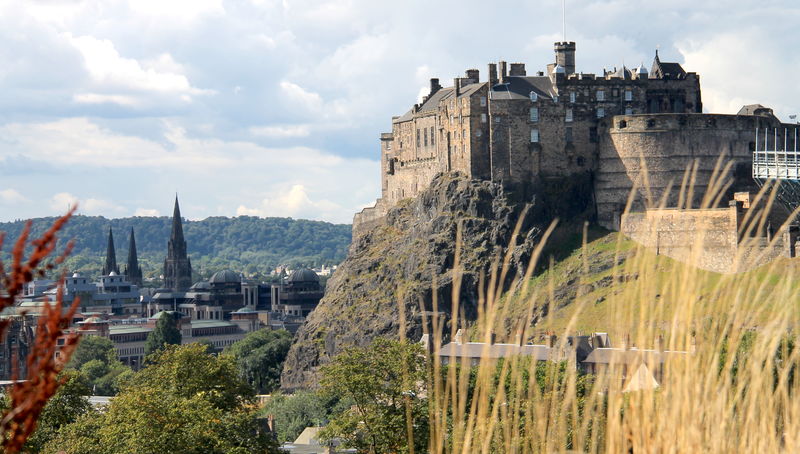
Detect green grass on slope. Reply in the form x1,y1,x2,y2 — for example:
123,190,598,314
477,227,800,343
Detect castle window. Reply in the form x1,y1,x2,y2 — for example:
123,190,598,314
481,113,487,123
618,120,627,129
416,130,420,148
530,128,540,143
529,91,538,102
625,90,633,101
462,129,466,141
480,97,487,107
565,109,573,122
596,107,605,118
529,107,539,122
476,129,482,137
430,127,435,145
647,118,656,128
625,107,633,115
423,128,428,147
565,127,573,143
596,90,605,101
570,92,576,103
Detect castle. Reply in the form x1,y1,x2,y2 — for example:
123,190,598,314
354,41,794,237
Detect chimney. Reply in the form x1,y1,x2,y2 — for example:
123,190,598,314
453,78,461,96
429,78,442,97
454,329,463,345
509,63,526,76
498,60,508,83
465,69,480,84
488,63,498,85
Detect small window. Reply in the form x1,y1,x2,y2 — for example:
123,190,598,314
430,127,435,146
416,130,420,147
618,120,627,129
565,109,573,122
529,91,538,102
596,107,605,118
625,90,633,101
552,95,559,103
565,127,573,143
596,90,605,101
481,113,487,123
577,156,586,166
612,89,619,97
462,129,466,140
476,129,483,137
570,92,576,103
647,118,656,128
530,129,540,143
480,97,487,107
495,117,501,123
625,107,633,115
423,128,428,147
529,107,539,122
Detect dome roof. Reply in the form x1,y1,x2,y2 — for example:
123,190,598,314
235,306,256,313
288,268,319,283
209,270,241,284
109,271,118,276
614,66,632,80
636,64,648,75
81,316,106,324
72,272,82,278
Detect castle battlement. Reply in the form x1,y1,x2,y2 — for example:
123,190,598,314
354,41,794,237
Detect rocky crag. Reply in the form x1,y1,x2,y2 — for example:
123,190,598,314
280,173,541,390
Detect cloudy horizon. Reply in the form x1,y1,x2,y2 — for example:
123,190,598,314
1,0,798,224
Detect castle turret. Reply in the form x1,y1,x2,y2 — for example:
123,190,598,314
125,227,143,287
554,41,576,75
163,196,193,291
102,228,119,276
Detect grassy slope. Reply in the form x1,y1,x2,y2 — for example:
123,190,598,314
484,227,800,341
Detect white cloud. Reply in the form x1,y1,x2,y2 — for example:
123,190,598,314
134,208,160,216
0,189,28,204
67,34,211,99
49,193,79,213
236,184,343,220
279,81,324,114
125,0,224,23
249,124,311,138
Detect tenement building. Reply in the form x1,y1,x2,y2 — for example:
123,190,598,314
354,42,793,235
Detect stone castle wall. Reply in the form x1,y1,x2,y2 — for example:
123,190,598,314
596,113,785,230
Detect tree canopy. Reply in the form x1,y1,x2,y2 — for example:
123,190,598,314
0,215,351,280
144,312,182,356
226,329,293,394
43,343,277,454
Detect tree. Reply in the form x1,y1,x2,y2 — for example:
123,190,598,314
226,329,292,394
144,311,182,356
262,391,352,443
68,335,116,369
318,338,429,454
43,343,278,454
0,370,94,453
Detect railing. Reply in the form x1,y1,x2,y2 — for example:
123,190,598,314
753,150,800,180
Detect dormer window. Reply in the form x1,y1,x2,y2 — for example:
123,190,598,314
529,91,538,102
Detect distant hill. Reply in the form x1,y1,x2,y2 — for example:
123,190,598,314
0,215,351,281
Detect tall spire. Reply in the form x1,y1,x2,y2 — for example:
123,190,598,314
171,195,185,244
164,195,192,291
125,227,143,287
102,227,119,275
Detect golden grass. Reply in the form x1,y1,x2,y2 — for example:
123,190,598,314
413,162,800,453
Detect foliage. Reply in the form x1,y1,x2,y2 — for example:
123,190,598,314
0,209,83,453
226,329,292,394
67,335,132,395
144,312,182,356
43,343,277,454
318,338,429,454
0,215,351,280
261,391,352,443
0,370,95,452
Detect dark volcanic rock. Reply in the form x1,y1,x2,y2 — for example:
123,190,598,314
280,173,540,390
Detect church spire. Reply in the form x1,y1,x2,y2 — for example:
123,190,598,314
102,227,119,275
125,227,143,287
171,195,185,245
164,195,192,291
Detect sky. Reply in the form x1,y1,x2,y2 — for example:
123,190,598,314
0,0,798,224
